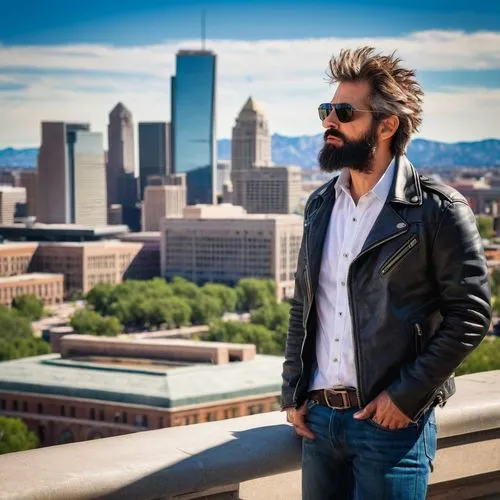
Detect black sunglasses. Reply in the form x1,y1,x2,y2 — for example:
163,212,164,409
318,102,376,123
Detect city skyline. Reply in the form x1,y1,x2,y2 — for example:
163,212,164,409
1,1,500,148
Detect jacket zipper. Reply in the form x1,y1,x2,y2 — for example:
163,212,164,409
414,322,423,354
347,228,409,407
292,218,313,404
380,236,418,276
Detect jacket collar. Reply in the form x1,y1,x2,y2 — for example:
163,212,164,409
314,155,422,207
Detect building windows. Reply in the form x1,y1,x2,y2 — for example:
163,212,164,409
206,412,217,422
60,405,66,417
70,406,76,418
37,403,43,414
90,408,96,420
248,404,264,415
12,400,18,411
158,416,164,428
22,401,29,412
58,429,74,444
99,409,105,421
0,399,6,410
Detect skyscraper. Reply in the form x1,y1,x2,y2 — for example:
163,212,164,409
37,122,107,226
231,97,271,172
171,50,217,205
138,122,171,200
107,103,136,206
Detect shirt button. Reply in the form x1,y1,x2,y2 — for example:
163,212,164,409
341,281,346,287
343,253,349,258
352,217,357,222
335,338,339,342
339,312,343,316
333,358,338,362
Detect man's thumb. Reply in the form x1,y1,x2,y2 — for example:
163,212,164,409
353,402,374,420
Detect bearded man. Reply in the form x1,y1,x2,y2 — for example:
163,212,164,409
281,47,491,500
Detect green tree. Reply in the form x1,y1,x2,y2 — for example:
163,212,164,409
11,294,45,321
86,283,116,315
456,337,500,376
0,416,39,455
202,283,238,312
70,309,121,336
171,277,202,301
190,295,224,325
0,307,51,361
236,278,277,312
476,215,495,239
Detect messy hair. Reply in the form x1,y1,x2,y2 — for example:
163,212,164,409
327,47,424,156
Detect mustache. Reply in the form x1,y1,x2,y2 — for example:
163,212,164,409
324,129,347,142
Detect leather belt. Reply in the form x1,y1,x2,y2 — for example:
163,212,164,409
309,386,360,410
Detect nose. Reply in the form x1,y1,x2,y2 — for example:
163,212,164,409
322,109,339,130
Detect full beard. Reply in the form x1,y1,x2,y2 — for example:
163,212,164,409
318,121,378,174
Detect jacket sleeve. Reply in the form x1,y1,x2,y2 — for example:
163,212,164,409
386,200,492,420
280,224,307,410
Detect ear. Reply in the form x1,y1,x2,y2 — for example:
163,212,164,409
378,115,399,141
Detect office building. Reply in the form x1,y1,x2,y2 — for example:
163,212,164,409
107,103,136,207
19,170,37,217
0,186,26,224
0,242,38,277
0,273,64,306
142,184,186,232
37,122,107,226
138,122,171,199
119,232,161,280
0,335,281,447
171,50,217,205
232,166,302,214
231,97,271,172
161,205,303,299
31,241,142,298
216,160,231,196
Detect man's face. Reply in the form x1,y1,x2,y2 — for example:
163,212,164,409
318,80,379,174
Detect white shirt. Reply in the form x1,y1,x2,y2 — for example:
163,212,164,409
309,159,396,391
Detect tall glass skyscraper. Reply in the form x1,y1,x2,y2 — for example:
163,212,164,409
171,50,216,205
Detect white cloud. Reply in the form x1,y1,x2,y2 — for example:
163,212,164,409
1,30,500,147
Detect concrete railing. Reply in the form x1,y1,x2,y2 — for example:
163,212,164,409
0,370,499,500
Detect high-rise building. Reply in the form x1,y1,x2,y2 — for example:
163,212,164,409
216,160,231,197
231,97,271,172
107,103,136,207
161,205,303,299
19,171,37,217
232,166,302,214
138,122,171,200
142,183,186,232
37,122,107,226
0,186,26,224
171,50,217,205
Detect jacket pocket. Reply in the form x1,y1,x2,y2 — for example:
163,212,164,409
380,235,419,277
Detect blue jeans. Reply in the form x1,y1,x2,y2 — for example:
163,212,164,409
302,400,437,500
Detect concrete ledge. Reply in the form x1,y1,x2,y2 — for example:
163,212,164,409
0,371,498,500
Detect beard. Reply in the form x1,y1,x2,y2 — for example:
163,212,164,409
318,121,378,174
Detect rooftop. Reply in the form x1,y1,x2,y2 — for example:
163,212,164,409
0,350,283,408
0,273,63,283
177,204,303,222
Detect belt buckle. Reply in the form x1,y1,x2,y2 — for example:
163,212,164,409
324,385,351,409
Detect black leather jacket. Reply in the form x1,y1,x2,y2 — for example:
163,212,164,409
281,156,491,421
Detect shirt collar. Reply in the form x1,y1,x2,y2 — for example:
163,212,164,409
334,158,396,203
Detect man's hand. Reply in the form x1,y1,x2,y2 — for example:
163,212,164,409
353,391,412,430
286,402,315,440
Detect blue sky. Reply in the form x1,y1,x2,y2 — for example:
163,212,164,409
1,0,500,147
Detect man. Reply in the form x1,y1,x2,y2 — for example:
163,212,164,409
281,47,491,500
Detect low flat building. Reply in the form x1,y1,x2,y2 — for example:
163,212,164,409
0,242,38,277
161,204,303,299
0,223,130,242
31,240,142,298
0,272,64,306
0,335,282,447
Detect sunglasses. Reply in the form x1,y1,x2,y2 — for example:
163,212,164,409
318,102,376,123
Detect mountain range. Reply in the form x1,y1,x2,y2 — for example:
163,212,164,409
1,136,499,169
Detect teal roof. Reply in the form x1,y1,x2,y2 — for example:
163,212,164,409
0,354,284,408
